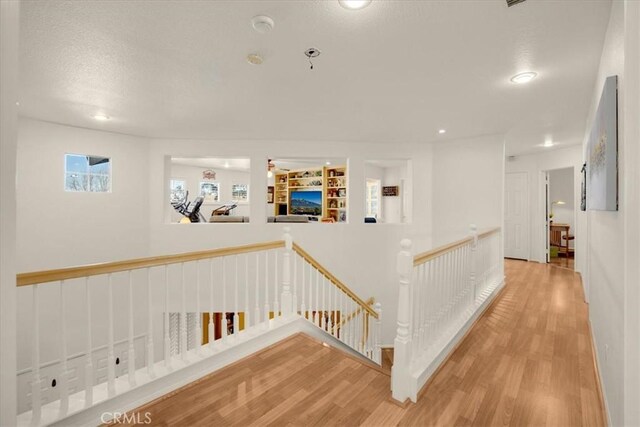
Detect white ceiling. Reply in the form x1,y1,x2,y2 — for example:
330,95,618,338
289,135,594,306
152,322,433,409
19,0,611,155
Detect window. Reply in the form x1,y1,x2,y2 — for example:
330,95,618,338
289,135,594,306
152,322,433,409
366,179,381,219
231,184,249,202
199,181,220,203
65,154,111,192
170,179,186,203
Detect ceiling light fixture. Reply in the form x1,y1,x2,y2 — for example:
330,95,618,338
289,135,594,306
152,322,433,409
224,162,230,168
93,114,110,121
510,72,537,84
438,129,446,134
326,161,331,165
542,139,554,148
339,0,372,10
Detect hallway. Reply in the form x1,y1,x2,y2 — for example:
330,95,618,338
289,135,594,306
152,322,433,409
119,260,605,426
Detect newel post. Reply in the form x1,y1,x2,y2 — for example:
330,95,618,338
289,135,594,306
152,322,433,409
281,227,293,315
374,302,382,365
391,238,414,403
470,223,478,303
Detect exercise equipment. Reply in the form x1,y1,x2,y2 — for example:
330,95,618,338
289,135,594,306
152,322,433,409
171,191,206,223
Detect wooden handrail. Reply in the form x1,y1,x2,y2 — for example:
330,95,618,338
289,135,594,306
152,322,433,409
17,240,285,287
413,227,501,266
332,297,374,334
292,243,378,319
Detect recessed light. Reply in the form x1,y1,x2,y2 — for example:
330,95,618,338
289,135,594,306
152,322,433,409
326,161,331,165
510,72,537,84
93,114,110,121
438,129,446,134
224,162,230,168
246,54,264,65
339,0,372,10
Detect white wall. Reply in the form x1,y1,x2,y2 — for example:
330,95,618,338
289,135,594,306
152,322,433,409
431,135,505,244
581,1,640,425
16,119,151,271
549,167,575,250
505,145,584,269
169,163,251,222
623,2,640,425
1,1,20,424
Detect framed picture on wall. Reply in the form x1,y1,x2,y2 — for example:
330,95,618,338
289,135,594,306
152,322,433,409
232,184,249,202
267,186,274,203
199,181,220,203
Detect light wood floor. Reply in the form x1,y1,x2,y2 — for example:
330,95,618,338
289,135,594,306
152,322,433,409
118,260,605,426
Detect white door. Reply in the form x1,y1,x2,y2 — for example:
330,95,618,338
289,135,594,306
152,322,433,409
505,172,529,260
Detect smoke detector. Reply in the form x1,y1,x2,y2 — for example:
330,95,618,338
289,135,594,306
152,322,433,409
251,15,274,34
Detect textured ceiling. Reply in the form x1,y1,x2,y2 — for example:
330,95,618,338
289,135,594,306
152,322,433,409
19,0,611,155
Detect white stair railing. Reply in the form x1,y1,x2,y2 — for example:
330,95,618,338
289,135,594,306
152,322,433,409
15,227,379,426
290,242,382,364
391,225,503,403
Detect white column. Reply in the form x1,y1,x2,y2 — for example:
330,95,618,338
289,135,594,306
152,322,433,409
281,227,293,315
391,239,414,403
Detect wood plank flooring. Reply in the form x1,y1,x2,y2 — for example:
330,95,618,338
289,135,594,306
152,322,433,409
116,260,605,426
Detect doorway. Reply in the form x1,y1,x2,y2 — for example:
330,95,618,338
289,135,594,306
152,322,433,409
546,167,576,270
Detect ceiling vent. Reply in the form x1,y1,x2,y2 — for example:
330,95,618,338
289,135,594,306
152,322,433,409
506,0,526,7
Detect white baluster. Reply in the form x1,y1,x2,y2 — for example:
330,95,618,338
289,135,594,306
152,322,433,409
264,252,270,327
300,256,306,320
195,261,203,354
293,248,298,314
321,276,326,330
31,285,42,424
234,256,239,338
58,280,69,416
350,299,356,349
392,238,413,403
84,277,94,407
164,266,172,370
146,269,155,379
375,302,382,365
281,227,293,315
222,257,228,339
127,272,136,387
209,259,215,348
273,251,279,317
180,263,188,361
107,274,116,397
412,267,420,357
255,253,261,328
313,269,319,326
245,255,250,329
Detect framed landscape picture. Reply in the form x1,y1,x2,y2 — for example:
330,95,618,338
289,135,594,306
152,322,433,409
587,75,618,211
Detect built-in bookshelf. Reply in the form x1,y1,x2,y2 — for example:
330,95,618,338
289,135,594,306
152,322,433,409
324,166,347,222
272,165,347,222
274,172,289,215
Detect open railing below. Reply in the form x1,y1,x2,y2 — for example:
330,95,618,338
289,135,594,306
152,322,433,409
15,227,380,426
391,225,503,403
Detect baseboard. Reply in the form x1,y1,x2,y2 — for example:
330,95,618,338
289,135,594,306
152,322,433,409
587,312,611,426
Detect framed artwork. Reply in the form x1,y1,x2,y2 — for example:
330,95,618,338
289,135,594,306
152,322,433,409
267,186,274,203
199,181,220,203
587,75,618,211
232,184,249,202
382,186,399,196
170,179,186,203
